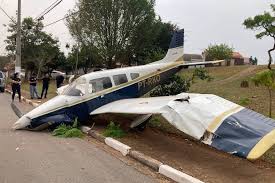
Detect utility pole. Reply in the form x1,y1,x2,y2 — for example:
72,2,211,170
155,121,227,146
15,0,21,74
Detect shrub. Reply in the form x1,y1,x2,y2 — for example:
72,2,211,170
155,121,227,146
239,97,250,106
150,75,191,97
192,68,213,82
240,80,249,88
52,118,84,138
103,122,126,138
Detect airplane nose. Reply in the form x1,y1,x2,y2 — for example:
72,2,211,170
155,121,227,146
13,116,31,130
12,95,71,130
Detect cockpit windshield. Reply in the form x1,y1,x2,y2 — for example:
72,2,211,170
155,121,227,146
63,78,87,96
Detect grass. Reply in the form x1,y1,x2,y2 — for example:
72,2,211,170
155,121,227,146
52,118,84,138
103,122,126,138
179,65,274,117
239,97,250,106
20,79,61,100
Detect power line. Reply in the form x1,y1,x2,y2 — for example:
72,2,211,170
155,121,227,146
36,0,63,21
43,10,80,28
35,0,60,19
0,5,16,23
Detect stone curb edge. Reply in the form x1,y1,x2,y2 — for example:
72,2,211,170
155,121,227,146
85,129,204,183
5,89,40,107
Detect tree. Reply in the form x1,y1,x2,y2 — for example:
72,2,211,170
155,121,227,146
252,70,275,118
150,75,191,97
204,44,233,61
66,0,156,68
5,17,62,76
67,44,101,74
243,4,275,70
133,20,177,65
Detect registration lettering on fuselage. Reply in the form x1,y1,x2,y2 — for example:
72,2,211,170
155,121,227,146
138,74,161,90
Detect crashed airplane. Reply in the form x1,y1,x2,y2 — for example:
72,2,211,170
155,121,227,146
13,29,275,160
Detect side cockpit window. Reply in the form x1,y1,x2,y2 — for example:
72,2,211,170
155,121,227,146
130,73,140,80
113,74,128,86
89,77,112,94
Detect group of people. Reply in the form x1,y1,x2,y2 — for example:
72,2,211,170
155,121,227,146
11,72,65,102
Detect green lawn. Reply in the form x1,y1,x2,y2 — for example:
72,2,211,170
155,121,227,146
21,80,58,100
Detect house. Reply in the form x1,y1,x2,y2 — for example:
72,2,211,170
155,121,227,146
183,54,203,63
225,52,250,66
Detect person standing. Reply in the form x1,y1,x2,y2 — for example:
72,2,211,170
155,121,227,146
29,73,39,99
41,73,50,99
11,72,21,102
56,74,65,89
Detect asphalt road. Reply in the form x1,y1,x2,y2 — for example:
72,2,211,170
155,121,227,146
0,93,157,183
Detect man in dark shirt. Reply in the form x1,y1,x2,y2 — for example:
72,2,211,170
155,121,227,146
41,73,50,99
29,73,39,99
56,74,65,88
11,72,21,102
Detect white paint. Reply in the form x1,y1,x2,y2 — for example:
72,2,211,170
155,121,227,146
105,138,131,156
159,165,204,183
13,116,31,130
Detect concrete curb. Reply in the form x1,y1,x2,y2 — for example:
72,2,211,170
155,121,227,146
159,165,204,183
129,150,163,171
88,130,106,143
105,137,131,156
5,89,40,107
87,129,204,183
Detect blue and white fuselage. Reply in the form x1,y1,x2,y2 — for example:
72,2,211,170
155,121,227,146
13,61,183,130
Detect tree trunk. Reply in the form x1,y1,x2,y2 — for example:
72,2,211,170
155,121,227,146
268,89,272,118
267,40,275,70
107,56,113,69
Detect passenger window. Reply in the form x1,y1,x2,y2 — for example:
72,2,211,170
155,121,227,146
130,73,140,80
89,77,112,93
113,74,128,85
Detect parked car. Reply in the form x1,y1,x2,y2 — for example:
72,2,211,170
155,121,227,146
51,70,66,79
0,71,6,92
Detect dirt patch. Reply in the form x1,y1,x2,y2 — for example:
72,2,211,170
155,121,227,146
117,128,275,183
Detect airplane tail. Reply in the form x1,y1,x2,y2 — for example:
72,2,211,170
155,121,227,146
151,29,184,64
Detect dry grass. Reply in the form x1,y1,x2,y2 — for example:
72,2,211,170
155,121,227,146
179,65,275,117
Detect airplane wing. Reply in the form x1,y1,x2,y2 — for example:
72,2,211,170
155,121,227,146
91,93,275,160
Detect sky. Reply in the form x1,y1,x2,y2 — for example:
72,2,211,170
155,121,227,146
0,0,274,65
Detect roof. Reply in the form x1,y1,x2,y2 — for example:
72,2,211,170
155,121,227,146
232,52,243,59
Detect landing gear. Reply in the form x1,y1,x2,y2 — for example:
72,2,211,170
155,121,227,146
131,114,152,132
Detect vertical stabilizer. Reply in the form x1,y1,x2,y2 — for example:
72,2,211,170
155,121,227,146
151,29,184,64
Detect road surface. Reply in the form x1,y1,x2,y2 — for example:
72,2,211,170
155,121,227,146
0,93,157,183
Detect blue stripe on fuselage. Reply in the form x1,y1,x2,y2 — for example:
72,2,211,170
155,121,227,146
30,67,181,129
